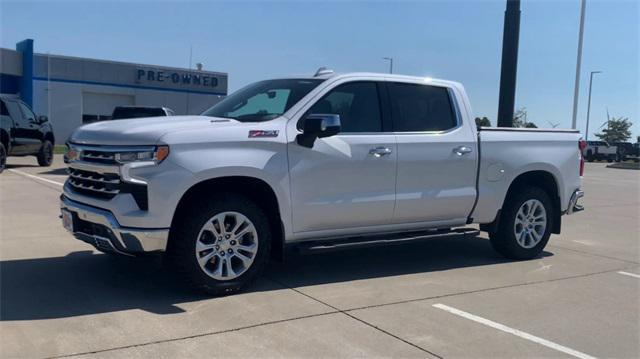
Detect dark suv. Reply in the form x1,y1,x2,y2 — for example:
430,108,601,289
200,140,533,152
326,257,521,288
0,96,55,173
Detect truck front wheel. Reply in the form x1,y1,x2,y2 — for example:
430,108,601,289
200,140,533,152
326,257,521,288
168,193,271,295
37,140,53,167
489,186,554,260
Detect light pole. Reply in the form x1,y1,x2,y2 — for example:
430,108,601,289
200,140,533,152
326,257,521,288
497,0,521,128
585,70,602,140
571,0,587,129
382,57,393,74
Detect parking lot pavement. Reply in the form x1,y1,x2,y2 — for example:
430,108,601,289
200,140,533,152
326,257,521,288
3,155,68,189
350,270,639,358
1,157,638,358
552,164,640,263
73,313,430,359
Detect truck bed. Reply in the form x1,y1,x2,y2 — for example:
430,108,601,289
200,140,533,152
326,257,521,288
471,127,582,224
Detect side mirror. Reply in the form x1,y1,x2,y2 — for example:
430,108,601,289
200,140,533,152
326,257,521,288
296,114,341,148
37,115,48,124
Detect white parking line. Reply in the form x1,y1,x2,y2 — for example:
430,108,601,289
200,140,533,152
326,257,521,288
7,169,64,186
432,304,597,359
617,271,640,279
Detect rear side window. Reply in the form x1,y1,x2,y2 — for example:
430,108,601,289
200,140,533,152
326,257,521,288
308,81,382,133
388,83,457,132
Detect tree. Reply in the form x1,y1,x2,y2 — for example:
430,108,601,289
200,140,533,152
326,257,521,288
512,107,537,128
475,117,491,127
595,117,632,143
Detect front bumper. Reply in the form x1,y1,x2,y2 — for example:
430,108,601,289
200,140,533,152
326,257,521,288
60,195,169,255
566,189,584,215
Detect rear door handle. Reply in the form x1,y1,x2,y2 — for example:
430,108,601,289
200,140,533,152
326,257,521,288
369,147,392,157
453,146,472,156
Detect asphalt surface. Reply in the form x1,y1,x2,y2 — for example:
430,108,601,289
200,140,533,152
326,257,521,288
1,155,638,358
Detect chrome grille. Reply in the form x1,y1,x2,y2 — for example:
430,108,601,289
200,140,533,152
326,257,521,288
80,149,117,164
67,167,120,199
65,144,149,209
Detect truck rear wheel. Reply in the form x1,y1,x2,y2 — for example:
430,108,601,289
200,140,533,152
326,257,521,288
168,193,271,295
489,186,554,260
37,140,53,167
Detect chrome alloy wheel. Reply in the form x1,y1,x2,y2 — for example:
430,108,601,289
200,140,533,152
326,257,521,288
514,199,547,249
195,211,259,280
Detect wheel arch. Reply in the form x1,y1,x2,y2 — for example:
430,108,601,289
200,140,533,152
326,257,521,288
170,175,285,261
44,131,55,145
482,170,562,234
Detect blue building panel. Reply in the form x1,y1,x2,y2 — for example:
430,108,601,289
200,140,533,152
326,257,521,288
16,39,34,106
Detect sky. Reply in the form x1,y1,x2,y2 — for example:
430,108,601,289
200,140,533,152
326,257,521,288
1,0,638,139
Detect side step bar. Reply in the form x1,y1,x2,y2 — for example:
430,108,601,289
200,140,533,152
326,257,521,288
294,227,480,255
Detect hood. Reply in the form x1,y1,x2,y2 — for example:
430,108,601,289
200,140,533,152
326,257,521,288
69,115,240,145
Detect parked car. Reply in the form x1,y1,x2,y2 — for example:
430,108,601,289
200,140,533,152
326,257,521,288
60,71,585,295
111,106,175,120
583,141,617,162
610,142,635,162
0,96,55,173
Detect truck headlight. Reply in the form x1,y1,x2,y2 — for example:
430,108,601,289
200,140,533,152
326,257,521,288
64,145,79,163
114,145,170,165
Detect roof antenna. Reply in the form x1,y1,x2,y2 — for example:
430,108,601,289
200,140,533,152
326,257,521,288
314,67,334,77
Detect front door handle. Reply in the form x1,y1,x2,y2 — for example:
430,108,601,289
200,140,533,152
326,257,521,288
453,146,472,156
369,147,392,157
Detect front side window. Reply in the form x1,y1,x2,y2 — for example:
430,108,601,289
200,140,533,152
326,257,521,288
308,81,382,133
17,102,36,121
202,79,322,122
388,83,457,132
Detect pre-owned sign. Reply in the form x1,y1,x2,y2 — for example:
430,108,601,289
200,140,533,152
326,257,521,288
136,68,220,88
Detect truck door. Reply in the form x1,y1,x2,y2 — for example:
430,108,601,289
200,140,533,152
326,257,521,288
16,101,44,153
288,81,397,233
3,99,33,154
388,82,478,225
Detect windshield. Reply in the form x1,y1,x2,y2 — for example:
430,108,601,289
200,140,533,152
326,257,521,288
202,79,323,122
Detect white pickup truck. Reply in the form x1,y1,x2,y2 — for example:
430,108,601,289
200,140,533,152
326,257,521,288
61,71,585,294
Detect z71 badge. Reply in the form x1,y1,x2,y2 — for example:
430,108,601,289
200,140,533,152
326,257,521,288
248,130,279,138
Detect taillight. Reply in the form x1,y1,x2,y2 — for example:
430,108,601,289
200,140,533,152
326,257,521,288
578,139,587,176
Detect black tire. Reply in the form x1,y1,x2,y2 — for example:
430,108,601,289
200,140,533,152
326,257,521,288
37,140,54,167
0,142,6,174
167,193,271,295
489,186,554,260
586,151,594,162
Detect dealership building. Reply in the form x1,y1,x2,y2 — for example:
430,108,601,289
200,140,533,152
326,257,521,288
1,39,228,143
